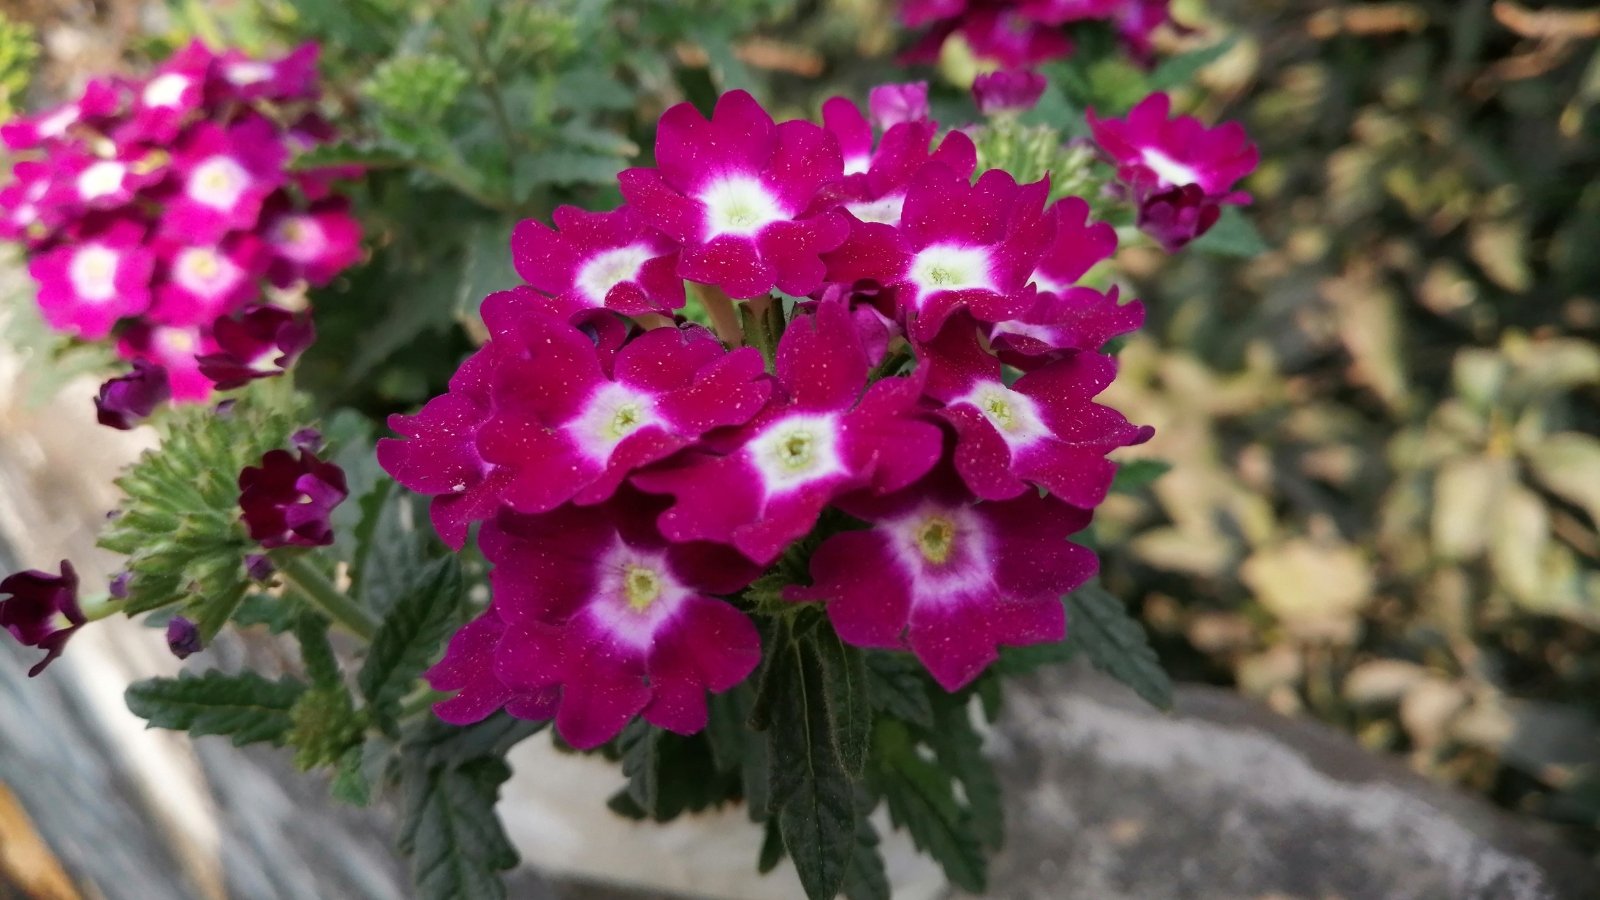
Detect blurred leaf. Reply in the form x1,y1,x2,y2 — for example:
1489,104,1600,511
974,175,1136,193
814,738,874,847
1525,433,1600,529
1490,485,1550,605
1147,38,1238,92
126,671,306,746
1431,456,1513,561
1190,206,1267,257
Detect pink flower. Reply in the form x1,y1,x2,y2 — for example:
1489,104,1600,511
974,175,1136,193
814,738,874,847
822,163,1054,341
511,205,683,316
817,97,976,228
632,300,943,564
0,561,83,676
618,90,849,299
475,295,772,516
261,197,363,287
867,82,931,130
162,118,287,244
482,496,762,748
47,147,166,212
217,43,320,102
238,448,348,548
117,323,219,401
29,219,155,339
922,319,1151,505
0,161,59,244
151,237,266,326
1,101,82,151
129,41,216,142
972,69,1048,115
788,469,1096,690
427,606,559,724
1087,92,1257,250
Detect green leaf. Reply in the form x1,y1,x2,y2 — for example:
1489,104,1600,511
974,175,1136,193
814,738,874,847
126,671,307,746
618,719,662,817
864,652,934,729
294,611,343,688
1147,37,1238,92
842,814,890,900
1110,458,1172,494
332,743,373,806
354,484,438,619
232,593,299,634
1190,206,1268,258
360,556,463,729
404,713,547,768
1065,582,1173,710
876,726,987,892
994,637,1076,675
757,818,786,874
397,757,519,900
817,627,872,778
512,149,626,195
769,636,856,900
929,696,1004,851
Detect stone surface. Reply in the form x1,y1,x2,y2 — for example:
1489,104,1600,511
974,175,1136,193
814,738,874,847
977,665,1597,900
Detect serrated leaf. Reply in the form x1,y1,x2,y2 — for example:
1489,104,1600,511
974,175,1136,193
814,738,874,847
1065,583,1173,711
332,744,373,806
126,670,307,746
930,696,1004,851
864,652,934,729
770,637,855,900
618,719,661,816
842,814,890,900
360,556,463,729
397,757,519,900
403,712,547,768
994,636,1076,675
758,818,786,874
817,627,871,778
295,611,343,688
877,730,987,892
1190,206,1267,257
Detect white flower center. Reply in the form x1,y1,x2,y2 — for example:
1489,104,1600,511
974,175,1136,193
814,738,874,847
174,247,240,296
886,503,994,601
38,106,79,138
76,161,127,201
747,413,845,494
143,73,191,108
699,176,785,237
187,156,250,210
843,154,871,176
68,246,120,302
589,541,688,647
576,244,654,305
908,244,995,305
157,327,199,355
225,62,275,86
1140,148,1202,189
565,383,660,462
954,382,1049,446
269,216,327,262
846,193,906,226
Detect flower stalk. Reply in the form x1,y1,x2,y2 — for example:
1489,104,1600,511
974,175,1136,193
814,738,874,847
276,554,378,641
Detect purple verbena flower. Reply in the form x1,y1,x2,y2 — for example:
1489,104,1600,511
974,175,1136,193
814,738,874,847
238,448,348,548
512,205,683,317
0,561,83,676
972,69,1048,115
165,616,203,659
95,360,171,430
195,304,315,390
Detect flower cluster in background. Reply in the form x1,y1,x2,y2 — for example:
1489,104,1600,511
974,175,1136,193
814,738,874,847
0,41,361,410
382,88,1159,749
899,0,1177,68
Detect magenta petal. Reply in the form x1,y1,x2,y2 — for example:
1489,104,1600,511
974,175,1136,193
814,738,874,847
679,236,774,299
907,596,998,691
428,610,515,725
794,531,911,649
557,676,653,749
777,300,868,411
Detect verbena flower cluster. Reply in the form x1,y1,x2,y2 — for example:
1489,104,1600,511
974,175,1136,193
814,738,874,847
899,0,1176,68
0,41,360,404
381,89,1157,749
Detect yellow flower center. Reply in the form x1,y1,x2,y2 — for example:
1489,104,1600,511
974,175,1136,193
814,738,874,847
606,403,644,440
623,564,664,612
915,515,956,565
777,431,814,470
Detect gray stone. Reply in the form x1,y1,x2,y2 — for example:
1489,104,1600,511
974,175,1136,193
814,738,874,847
977,665,1597,900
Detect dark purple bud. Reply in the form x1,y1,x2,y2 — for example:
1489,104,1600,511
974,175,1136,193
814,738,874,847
196,305,316,391
290,427,323,453
109,571,131,599
238,449,348,548
94,361,171,430
165,616,203,659
0,561,83,676
972,69,1047,115
214,399,238,418
1137,183,1222,253
245,553,275,582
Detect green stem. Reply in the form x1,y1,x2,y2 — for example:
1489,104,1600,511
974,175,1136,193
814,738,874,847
278,555,378,642
694,284,745,346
